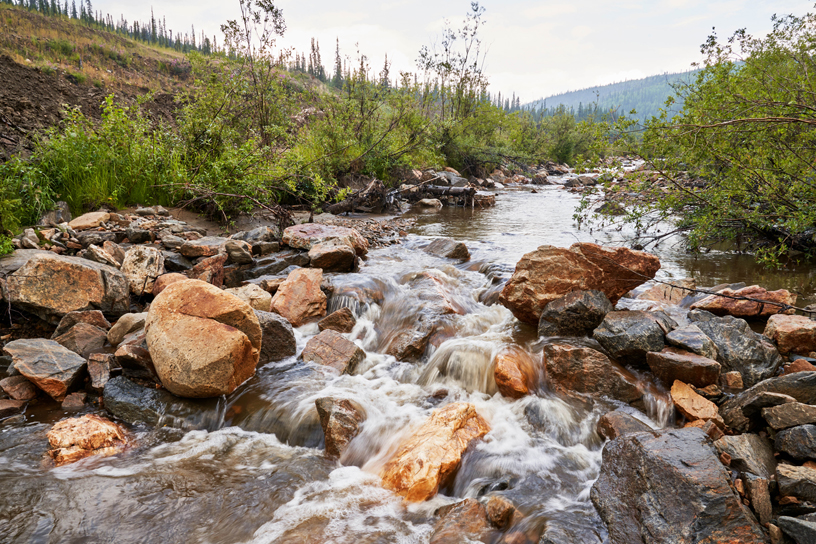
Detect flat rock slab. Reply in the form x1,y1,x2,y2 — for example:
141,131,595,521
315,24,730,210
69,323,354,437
302,329,365,373
691,284,796,318
665,324,719,360
178,236,227,258
647,347,721,388
777,463,816,502
763,402,816,430
597,410,652,440
671,380,721,424
68,211,109,231
2,338,87,401
282,224,368,256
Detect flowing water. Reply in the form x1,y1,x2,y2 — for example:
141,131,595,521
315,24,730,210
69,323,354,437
2,183,816,543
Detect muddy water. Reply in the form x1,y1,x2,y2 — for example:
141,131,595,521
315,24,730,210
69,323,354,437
0,184,811,543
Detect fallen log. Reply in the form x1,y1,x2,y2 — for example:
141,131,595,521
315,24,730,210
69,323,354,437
326,179,388,215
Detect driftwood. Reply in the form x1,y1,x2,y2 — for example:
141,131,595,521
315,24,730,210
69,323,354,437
326,176,478,215
326,179,388,215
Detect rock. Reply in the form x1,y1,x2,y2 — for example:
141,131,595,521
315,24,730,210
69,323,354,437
777,463,816,502
691,312,782,388
646,347,721,387
385,326,434,362
638,279,696,305
742,473,772,526
270,268,327,327
145,280,262,398
776,425,816,460
5,254,129,322
380,402,490,502
85,244,121,268
485,495,516,529
47,414,126,466
283,223,368,256
115,343,158,382
720,371,744,390
785,359,816,375
597,410,653,440
187,254,228,287
225,284,272,312
665,324,719,360
103,241,126,265
160,234,185,250
591,427,767,544
178,236,226,258
107,312,147,347
120,245,165,296
671,380,722,425
54,322,108,359
542,343,642,403
571,243,661,303
493,346,536,399
765,314,816,355
2,339,86,401
777,516,816,543
713,434,777,478
0,375,37,400
224,239,254,265
314,397,365,458
429,499,492,544
302,329,365,373
415,198,443,209
246,250,310,278
318,307,356,334
87,353,112,392
254,310,297,363
38,201,72,226
51,310,111,339
593,310,676,366
537,290,613,337
151,273,188,296
308,240,356,272
0,399,25,417
68,211,110,231
423,238,470,261
763,403,816,430
691,284,796,318
125,227,153,244
162,251,193,272
230,226,281,251
62,391,86,409
721,372,816,432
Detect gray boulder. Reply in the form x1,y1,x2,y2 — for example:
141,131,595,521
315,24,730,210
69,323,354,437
776,425,816,460
593,310,677,366
255,310,297,363
538,290,612,337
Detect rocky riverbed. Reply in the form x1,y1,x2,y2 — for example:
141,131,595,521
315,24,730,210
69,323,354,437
2,191,816,543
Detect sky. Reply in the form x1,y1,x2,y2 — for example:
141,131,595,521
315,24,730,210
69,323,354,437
93,0,815,103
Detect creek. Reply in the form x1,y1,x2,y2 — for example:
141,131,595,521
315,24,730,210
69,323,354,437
1,183,815,543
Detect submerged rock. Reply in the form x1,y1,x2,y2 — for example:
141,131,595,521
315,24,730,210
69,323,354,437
2,338,86,401
423,237,470,261
270,268,327,327
429,499,493,544
537,289,612,337
47,414,127,466
314,397,365,458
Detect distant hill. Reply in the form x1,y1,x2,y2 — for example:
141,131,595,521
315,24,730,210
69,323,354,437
525,69,700,122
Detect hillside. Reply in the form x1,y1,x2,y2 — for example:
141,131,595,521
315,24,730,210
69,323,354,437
526,69,700,121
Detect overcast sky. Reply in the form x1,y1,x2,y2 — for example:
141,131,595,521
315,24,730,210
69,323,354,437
94,0,814,102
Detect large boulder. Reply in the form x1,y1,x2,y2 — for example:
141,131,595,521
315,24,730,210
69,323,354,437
691,284,796,318
254,310,297,363
282,223,368,256
380,403,490,502
301,329,365,373
764,314,816,355
120,245,165,296
537,290,613,337
2,338,86,401
270,268,327,327
145,280,262,398
646,347,721,388
314,397,365,459
47,414,127,466
720,372,816,432
571,243,661,303
308,240,356,272
5,254,129,322
593,310,676,366
762,402,816,430
542,343,642,403
590,428,767,544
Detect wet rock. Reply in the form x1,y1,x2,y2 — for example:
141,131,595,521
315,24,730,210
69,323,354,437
721,372,816,432
646,347,721,387
0,375,37,400
0,399,25,417
6,254,129,322
51,310,111,339
713,434,777,478
120,245,165,296
224,239,254,265
765,314,816,355
187,254,228,287
597,410,653,440
665,323,719,360
230,226,280,253
282,223,368,256
54,322,108,359
87,353,112,392
415,198,443,209
593,310,676,366
423,237,470,261
691,312,782,388
763,403,816,430
107,312,147,347
2,339,86,401
151,273,188,296
537,289,613,337
301,329,365,373
591,427,767,544
318,307,356,333
145,280,262,398
68,211,109,231
485,495,517,529
314,397,364,458
493,346,536,399
671,380,723,425
380,402,490,502
115,343,158,382
776,425,816,460
777,463,816,502
225,284,272,312
691,284,796,318
571,242,661,304
638,279,696,305
62,391,86,409
270,268,327,327
777,515,816,543
542,343,642,403
308,240,356,272
47,414,126,466
179,236,226,258
162,251,193,272
246,250,310,279
430,499,492,544
254,310,297,363
385,325,434,362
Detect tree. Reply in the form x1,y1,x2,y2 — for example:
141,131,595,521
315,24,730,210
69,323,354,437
332,37,343,88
